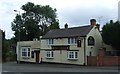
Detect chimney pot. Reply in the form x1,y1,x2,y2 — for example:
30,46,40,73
90,19,96,26
65,23,68,29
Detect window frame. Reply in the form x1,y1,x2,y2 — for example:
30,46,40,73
67,51,78,60
21,47,31,57
46,51,54,58
48,39,54,45
68,37,77,44
88,36,95,46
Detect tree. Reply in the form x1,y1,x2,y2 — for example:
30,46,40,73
11,2,59,41
102,20,120,55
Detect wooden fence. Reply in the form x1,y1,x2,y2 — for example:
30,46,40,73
87,56,120,66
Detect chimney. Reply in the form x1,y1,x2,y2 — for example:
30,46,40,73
65,23,68,29
90,19,96,26
110,20,113,24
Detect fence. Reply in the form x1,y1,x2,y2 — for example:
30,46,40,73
87,56,120,66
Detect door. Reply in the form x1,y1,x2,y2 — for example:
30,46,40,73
36,51,40,63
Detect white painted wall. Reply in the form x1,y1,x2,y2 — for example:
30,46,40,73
41,37,85,65
17,41,41,63
85,26,102,65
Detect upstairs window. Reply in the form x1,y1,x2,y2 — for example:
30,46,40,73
68,37,77,44
48,39,54,44
88,36,95,46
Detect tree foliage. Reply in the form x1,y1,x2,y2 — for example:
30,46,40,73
2,32,16,62
11,2,59,41
102,20,120,51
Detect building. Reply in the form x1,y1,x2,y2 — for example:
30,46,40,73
40,19,102,65
16,19,103,65
16,41,41,63
0,29,2,63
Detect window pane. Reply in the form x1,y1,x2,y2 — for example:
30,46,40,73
28,48,30,51
28,51,30,57
88,36,95,46
51,51,53,57
22,52,27,56
75,38,77,43
75,52,78,58
31,51,34,58
52,39,54,44
48,39,54,44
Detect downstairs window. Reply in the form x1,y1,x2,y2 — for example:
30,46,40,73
67,51,78,60
46,51,54,58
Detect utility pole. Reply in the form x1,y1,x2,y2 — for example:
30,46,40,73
14,10,21,64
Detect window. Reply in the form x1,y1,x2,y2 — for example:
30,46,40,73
48,39,54,44
28,48,30,57
21,47,30,57
46,51,53,58
22,48,27,56
88,36,95,46
31,51,34,58
67,51,78,59
68,37,77,44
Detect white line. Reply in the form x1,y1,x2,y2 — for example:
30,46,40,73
2,70,9,72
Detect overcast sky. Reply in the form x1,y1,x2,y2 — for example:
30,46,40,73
0,0,119,39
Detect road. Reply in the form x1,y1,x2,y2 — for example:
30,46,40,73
1,62,120,74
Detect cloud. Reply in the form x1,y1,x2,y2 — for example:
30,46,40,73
0,0,119,39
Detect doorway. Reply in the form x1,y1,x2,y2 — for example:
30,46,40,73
35,51,40,63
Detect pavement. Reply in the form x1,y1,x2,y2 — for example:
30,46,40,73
1,61,120,73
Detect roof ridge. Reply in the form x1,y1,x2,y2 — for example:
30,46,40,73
50,25,92,31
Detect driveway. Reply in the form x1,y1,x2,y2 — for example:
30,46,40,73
1,61,120,73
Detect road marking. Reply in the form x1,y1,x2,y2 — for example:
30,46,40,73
2,70,9,72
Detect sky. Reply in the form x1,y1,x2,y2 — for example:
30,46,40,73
0,0,119,39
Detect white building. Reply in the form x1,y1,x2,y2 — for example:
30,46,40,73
16,41,41,63
16,19,103,65
40,19,102,65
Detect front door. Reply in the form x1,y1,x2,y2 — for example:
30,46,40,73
36,51,40,63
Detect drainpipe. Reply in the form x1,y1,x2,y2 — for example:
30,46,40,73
83,37,86,66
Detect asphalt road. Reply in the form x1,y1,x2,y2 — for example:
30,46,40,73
1,62,120,74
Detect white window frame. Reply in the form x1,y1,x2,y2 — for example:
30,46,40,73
21,47,30,57
67,51,78,60
68,37,77,44
48,39,54,45
46,51,54,58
